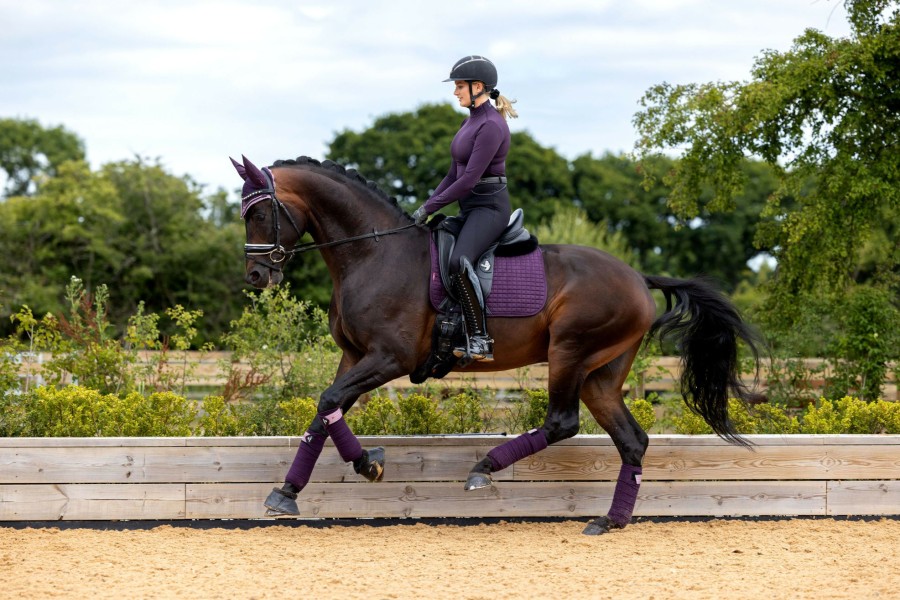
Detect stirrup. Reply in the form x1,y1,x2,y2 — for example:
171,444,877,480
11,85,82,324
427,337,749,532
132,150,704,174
453,335,494,362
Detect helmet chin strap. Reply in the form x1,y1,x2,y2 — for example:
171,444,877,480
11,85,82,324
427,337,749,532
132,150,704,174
467,81,487,109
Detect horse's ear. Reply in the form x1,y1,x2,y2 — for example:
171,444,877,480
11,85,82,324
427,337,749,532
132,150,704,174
230,156,248,180
241,155,269,188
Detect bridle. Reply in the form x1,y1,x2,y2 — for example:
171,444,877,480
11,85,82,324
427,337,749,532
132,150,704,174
243,176,417,271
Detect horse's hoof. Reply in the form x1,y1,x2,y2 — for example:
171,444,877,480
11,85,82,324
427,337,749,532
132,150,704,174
263,487,299,516
464,472,493,491
360,447,385,482
582,516,622,536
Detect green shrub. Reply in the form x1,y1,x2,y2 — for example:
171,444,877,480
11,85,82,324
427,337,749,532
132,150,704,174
442,392,485,433
14,386,196,437
502,389,549,433
397,393,448,435
348,396,400,435
801,396,900,434
220,285,340,402
198,395,252,436
274,396,318,436
626,397,657,432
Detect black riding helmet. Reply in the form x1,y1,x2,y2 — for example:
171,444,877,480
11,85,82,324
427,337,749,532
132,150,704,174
444,55,498,109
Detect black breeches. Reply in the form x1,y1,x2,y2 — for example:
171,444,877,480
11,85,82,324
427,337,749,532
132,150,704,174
450,182,511,275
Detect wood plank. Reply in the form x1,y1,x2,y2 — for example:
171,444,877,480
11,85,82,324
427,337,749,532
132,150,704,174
0,443,514,485
0,484,185,520
516,445,835,481
826,480,900,515
185,480,826,519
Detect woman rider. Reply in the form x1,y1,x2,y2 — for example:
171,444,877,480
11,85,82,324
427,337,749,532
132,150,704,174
412,55,518,362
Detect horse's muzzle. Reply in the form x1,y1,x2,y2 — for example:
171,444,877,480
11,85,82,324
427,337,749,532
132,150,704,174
245,262,284,289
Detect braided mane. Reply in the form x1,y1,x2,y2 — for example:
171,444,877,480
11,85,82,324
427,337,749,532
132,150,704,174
272,156,410,219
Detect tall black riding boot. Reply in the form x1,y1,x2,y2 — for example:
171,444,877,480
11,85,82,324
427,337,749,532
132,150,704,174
450,270,494,362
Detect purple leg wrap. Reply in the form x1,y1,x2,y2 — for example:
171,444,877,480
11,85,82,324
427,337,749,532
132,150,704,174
320,409,363,463
284,431,327,490
607,464,642,527
487,429,549,472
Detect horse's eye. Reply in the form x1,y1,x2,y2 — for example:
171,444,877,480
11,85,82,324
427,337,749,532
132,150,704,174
253,211,266,222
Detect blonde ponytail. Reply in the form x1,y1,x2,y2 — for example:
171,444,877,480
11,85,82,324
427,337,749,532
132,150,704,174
494,93,518,120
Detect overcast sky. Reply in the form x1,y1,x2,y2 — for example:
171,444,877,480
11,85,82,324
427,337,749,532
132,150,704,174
1,0,853,196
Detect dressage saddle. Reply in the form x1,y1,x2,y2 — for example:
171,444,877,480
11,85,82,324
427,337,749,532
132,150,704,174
432,208,538,311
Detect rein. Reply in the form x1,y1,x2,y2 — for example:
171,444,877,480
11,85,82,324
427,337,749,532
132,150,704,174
244,194,417,268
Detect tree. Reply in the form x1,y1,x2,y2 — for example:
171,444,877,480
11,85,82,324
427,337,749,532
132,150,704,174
0,117,85,198
0,157,248,345
572,152,777,288
634,0,899,309
633,0,899,393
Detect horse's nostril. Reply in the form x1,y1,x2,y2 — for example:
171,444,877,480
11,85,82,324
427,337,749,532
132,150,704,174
246,270,261,285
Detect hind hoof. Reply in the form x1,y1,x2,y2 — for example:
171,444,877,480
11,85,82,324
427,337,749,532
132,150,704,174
360,447,385,482
263,487,299,516
464,472,493,491
582,516,622,535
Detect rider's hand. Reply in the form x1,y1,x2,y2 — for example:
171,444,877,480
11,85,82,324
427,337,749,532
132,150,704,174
412,206,429,225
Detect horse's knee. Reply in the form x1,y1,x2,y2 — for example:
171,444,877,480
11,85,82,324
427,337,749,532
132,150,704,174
317,388,341,414
542,412,579,444
620,429,649,465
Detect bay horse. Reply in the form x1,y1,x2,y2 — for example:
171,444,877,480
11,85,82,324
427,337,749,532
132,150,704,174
231,154,760,535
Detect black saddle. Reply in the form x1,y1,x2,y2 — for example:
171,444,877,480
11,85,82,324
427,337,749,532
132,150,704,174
433,208,538,309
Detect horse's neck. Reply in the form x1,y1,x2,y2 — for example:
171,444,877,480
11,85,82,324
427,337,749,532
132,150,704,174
300,173,420,281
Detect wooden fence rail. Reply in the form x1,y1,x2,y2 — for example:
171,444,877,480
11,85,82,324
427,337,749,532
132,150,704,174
1,435,898,521
14,352,899,399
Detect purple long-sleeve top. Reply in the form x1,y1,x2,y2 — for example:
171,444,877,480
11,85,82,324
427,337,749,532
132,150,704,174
423,101,510,213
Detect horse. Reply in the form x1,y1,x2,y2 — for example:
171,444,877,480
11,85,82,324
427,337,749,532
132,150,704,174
231,154,760,535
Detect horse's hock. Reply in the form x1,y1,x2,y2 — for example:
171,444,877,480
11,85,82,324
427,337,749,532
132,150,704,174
1,435,898,521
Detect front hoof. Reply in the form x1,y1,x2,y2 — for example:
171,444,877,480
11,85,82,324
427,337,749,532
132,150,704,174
464,472,493,491
263,487,300,517
360,447,385,482
582,516,622,536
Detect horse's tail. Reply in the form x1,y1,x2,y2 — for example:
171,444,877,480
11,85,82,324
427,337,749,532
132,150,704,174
644,275,762,447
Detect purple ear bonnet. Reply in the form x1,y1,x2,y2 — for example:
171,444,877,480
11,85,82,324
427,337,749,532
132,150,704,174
230,155,276,218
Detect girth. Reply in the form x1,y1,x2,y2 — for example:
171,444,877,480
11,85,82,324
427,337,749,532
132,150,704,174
434,208,536,311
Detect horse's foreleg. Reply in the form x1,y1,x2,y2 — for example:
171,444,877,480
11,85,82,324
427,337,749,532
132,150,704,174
579,349,649,535
315,353,408,481
264,353,396,516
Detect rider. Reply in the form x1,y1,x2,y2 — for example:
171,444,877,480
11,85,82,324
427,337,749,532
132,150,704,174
412,55,518,362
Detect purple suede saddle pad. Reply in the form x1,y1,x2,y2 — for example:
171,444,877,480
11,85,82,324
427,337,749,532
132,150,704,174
429,238,547,317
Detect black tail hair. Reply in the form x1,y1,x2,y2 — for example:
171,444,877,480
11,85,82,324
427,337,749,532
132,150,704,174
645,275,762,446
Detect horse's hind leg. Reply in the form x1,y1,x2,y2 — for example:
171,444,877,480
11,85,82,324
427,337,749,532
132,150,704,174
580,342,650,535
465,358,583,490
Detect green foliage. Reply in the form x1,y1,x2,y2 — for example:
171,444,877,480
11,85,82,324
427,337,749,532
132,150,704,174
824,286,900,400
534,202,639,268
14,386,196,437
626,398,657,432
347,396,401,435
801,396,900,434
396,393,449,435
634,0,900,329
670,395,900,435
197,396,251,437
220,284,340,402
0,117,85,198
274,397,318,436
0,153,247,346
12,278,135,395
442,392,485,433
